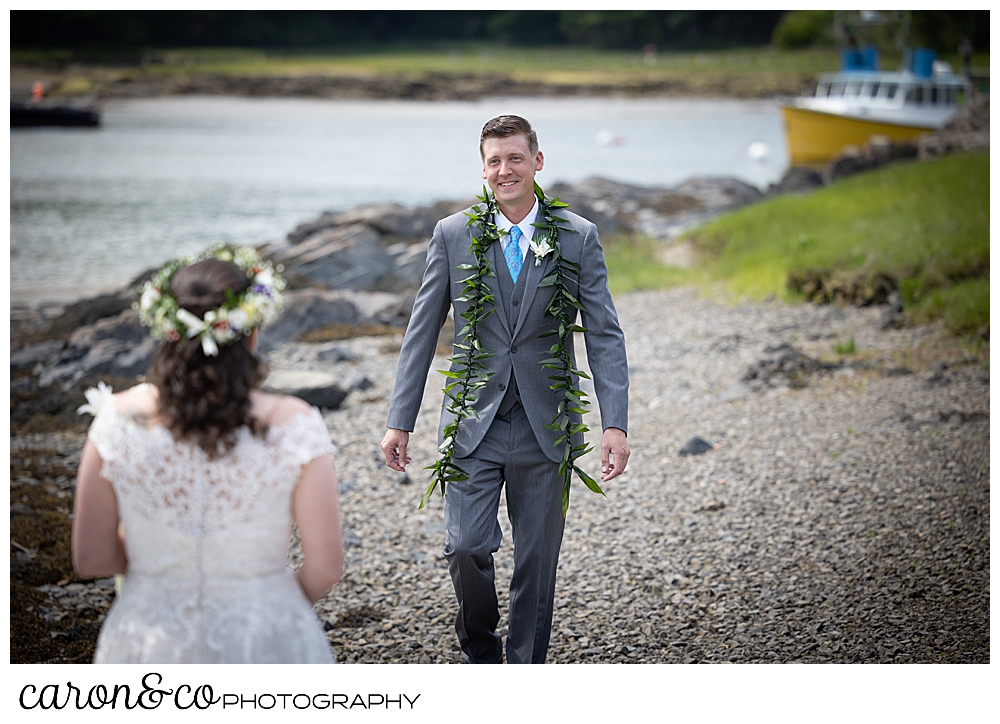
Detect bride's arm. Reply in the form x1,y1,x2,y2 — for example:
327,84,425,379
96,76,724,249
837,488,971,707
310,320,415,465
292,453,345,603
72,440,127,577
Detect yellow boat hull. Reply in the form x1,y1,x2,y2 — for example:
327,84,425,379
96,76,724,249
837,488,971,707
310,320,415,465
780,105,933,165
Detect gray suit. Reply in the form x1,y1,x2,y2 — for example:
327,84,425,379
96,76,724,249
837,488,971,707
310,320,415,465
386,205,628,663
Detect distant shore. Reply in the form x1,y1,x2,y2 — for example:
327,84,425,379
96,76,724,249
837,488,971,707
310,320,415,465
11,65,811,102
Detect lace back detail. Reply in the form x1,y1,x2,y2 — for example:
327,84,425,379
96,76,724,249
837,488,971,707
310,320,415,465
83,389,336,663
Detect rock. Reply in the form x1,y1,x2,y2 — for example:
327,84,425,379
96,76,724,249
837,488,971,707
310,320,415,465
767,166,824,195
740,342,834,390
316,342,357,364
276,223,393,291
10,341,64,370
111,337,159,378
343,530,362,548
41,290,136,341
36,310,154,387
694,501,726,513
260,289,402,348
66,309,145,349
718,382,753,402
679,436,715,456
262,369,349,409
286,211,340,245
334,203,439,240
389,241,429,288
880,292,905,329
825,145,871,182
343,373,374,391
547,175,762,241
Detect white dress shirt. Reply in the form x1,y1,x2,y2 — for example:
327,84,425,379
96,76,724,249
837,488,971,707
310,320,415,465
494,197,538,261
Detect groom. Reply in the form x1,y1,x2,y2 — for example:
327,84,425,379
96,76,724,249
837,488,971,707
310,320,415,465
381,115,630,664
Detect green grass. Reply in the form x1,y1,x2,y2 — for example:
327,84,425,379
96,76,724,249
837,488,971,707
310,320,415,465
603,153,989,337
13,44,850,90
602,235,702,295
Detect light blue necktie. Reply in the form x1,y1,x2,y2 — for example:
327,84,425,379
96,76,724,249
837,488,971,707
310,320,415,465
505,225,524,283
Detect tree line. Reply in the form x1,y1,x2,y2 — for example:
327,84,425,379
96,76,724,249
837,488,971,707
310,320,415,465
12,10,786,51
12,10,986,57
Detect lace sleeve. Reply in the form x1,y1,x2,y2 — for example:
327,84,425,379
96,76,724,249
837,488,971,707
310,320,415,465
273,408,334,468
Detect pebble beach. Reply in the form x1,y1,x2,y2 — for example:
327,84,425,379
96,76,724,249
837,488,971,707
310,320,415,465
12,283,990,665
274,286,989,663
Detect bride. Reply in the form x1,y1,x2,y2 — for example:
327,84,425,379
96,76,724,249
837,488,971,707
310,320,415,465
72,246,344,663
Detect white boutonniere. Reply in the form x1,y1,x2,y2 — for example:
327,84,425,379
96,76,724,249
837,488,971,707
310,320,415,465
528,232,554,265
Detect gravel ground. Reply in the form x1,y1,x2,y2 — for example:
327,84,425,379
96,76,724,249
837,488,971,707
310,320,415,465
276,287,990,664
13,287,989,663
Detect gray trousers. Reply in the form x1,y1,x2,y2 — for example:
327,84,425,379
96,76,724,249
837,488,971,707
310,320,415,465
443,404,566,664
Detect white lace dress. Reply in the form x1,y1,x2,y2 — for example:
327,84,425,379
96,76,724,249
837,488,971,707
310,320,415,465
84,384,336,664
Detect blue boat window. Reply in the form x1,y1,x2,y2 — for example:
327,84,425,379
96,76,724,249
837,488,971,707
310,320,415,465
886,84,897,99
870,82,881,98
930,86,939,105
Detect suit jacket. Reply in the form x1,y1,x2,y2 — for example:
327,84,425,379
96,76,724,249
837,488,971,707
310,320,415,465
386,205,629,463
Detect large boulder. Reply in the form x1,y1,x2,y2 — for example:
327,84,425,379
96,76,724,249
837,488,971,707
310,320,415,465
274,223,394,291
260,288,403,348
334,203,440,240
262,370,349,410
547,175,762,241
387,241,429,288
37,310,158,388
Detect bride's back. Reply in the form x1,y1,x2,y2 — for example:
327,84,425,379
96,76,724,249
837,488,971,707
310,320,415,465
73,249,343,663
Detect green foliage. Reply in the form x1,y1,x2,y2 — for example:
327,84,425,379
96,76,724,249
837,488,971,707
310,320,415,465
603,236,701,294
908,278,990,337
677,153,988,337
11,10,787,52
910,10,990,55
834,338,856,355
421,187,499,509
771,11,835,50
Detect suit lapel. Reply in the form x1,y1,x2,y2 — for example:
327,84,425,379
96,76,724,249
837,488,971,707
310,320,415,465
513,248,552,339
484,230,511,338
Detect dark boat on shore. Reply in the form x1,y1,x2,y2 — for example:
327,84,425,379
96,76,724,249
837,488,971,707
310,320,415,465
11,101,100,128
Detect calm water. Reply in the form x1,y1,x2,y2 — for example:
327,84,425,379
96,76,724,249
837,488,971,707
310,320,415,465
10,96,789,304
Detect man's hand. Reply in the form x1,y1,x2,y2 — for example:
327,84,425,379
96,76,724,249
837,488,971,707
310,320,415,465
381,428,412,472
600,427,630,482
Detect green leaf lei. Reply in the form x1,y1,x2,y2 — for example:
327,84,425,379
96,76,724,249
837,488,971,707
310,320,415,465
421,183,605,516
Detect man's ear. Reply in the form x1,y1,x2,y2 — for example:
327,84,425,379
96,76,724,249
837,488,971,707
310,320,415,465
535,150,544,172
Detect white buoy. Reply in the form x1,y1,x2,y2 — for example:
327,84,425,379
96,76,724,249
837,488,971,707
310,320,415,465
596,129,625,147
747,140,769,161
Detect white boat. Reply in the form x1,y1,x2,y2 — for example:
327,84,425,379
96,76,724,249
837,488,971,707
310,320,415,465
781,58,972,165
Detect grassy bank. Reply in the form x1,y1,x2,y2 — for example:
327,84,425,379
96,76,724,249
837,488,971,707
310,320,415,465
603,152,989,338
12,45,846,99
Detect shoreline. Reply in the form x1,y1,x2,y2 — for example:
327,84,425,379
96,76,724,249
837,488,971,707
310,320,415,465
11,66,812,103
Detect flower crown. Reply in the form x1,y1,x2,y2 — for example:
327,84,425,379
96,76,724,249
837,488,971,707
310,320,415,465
135,245,285,357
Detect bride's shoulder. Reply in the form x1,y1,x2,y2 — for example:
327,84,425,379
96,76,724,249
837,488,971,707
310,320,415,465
80,381,157,418
251,391,315,428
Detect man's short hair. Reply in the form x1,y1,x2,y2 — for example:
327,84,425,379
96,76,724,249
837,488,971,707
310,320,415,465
479,115,539,160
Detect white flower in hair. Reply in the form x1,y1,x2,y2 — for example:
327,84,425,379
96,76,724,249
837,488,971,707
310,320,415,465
134,245,285,355
140,285,161,312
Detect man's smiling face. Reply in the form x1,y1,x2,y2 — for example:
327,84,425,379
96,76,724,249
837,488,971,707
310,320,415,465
481,135,544,220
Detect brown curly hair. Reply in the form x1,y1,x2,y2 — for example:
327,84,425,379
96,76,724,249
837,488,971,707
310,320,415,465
146,258,267,456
